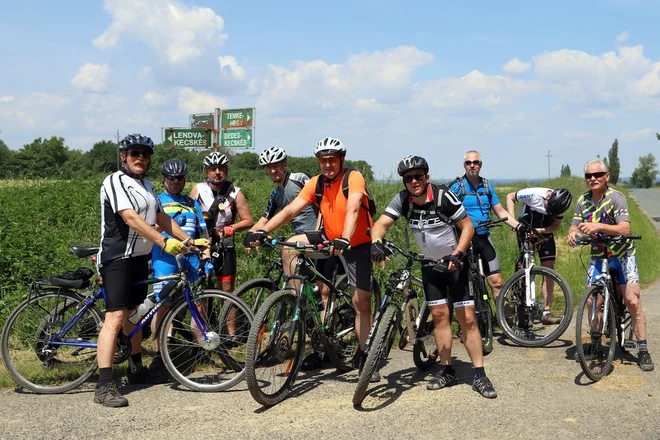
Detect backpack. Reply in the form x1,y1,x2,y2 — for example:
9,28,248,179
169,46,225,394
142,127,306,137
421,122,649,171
206,181,236,231
314,168,377,230
400,183,455,249
450,175,493,206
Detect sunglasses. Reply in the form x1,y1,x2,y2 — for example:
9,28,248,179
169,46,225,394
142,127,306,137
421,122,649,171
128,150,152,159
207,166,226,172
403,173,426,183
584,172,607,179
165,176,185,182
318,156,340,165
464,160,482,166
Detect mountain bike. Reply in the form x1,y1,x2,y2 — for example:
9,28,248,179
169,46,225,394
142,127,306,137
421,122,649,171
1,247,253,394
244,235,369,406
574,234,641,381
352,240,449,406
496,223,573,347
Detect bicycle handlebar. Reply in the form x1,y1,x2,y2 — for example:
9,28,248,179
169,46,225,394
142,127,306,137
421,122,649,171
267,238,333,256
382,240,452,273
475,217,508,232
576,234,642,246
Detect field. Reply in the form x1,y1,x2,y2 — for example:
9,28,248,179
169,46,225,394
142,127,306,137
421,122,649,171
1,174,660,387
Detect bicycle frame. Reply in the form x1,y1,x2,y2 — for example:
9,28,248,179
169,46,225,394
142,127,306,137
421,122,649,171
515,228,545,308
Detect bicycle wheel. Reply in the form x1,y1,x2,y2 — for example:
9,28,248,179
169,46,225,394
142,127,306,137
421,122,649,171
353,304,398,406
1,290,103,393
325,291,360,372
413,306,438,371
334,274,382,315
617,308,634,353
233,277,277,313
158,289,253,392
576,286,616,381
496,266,573,347
244,289,305,406
473,274,494,355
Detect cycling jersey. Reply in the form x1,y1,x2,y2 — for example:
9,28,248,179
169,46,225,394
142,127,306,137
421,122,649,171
515,187,561,228
297,169,372,246
151,192,207,299
193,181,242,229
98,170,162,266
449,176,500,235
263,172,318,234
384,183,467,260
571,187,635,258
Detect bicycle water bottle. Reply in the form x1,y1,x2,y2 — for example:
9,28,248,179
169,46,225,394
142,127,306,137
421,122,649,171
128,293,158,324
573,233,584,248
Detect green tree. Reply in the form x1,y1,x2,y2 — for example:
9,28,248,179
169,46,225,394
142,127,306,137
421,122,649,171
84,140,119,175
0,139,13,178
13,137,72,177
630,153,658,188
605,139,620,185
560,164,572,177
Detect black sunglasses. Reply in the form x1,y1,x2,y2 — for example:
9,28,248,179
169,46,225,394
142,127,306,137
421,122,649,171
165,176,185,181
128,150,152,159
464,160,481,166
584,172,607,179
403,173,426,183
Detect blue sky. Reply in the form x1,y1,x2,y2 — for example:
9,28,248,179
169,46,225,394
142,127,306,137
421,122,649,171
1,0,660,179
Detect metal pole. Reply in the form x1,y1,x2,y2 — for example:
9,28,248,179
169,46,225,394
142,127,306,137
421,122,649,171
546,150,552,180
116,129,121,171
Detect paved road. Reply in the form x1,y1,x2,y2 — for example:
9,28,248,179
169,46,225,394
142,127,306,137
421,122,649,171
629,188,660,232
1,288,659,440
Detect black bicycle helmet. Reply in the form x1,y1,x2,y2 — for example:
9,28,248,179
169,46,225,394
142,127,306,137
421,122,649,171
397,155,429,176
160,159,188,178
546,188,573,216
119,133,154,152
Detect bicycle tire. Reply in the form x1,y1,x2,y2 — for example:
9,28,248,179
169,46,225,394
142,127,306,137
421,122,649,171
334,274,382,315
233,277,277,313
496,266,573,347
324,290,360,372
244,289,305,406
353,304,398,406
158,289,253,392
576,286,616,382
2,289,103,394
473,274,494,355
412,306,438,371
398,327,409,350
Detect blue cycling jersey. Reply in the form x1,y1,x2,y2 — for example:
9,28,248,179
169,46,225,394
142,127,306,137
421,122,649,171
151,192,208,299
449,176,500,235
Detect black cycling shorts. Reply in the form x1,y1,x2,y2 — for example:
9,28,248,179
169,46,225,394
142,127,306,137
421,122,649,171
471,234,501,276
100,256,150,312
537,234,556,262
213,247,237,280
421,257,473,308
338,242,373,291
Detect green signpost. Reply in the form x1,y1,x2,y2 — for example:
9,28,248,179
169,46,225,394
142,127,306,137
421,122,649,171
164,128,212,148
221,108,253,129
220,128,253,148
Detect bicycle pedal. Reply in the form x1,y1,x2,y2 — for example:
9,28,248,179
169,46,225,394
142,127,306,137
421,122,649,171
623,341,638,350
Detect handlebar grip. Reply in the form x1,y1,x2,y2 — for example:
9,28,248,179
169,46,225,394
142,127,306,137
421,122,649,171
626,234,642,240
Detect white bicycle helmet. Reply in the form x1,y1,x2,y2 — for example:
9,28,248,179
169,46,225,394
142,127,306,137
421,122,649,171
258,146,287,166
315,137,346,157
203,152,229,168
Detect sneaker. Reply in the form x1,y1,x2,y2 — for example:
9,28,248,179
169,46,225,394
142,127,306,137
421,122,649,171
638,351,655,372
370,370,382,383
426,369,458,390
512,327,536,339
146,356,169,384
94,382,128,407
126,365,149,384
472,375,497,398
351,350,365,370
541,312,562,325
300,352,322,371
575,343,604,361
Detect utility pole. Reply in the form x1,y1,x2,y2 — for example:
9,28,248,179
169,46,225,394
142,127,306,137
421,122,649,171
546,150,552,180
116,129,121,171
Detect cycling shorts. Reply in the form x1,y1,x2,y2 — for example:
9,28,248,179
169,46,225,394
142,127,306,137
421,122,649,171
213,247,236,281
587,254,639,286
100,256,149,312
471,235,501,276
338,242,373,291
537,234,556,263
422,258,473,308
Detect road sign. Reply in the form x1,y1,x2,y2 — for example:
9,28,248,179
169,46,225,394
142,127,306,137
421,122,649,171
221,108,253,129
164,128,212,148
220,128,253,148
190,113,214,129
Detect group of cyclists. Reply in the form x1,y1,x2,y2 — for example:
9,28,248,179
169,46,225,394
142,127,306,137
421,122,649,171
93,132,654,408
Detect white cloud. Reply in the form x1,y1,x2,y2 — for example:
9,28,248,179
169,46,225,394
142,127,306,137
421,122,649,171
579,109,615,119
634,62,660,96
620,128,654,141
502,58,531,74
616,31,630,44
142,91,168,107
94,0,228,64
0,93,70,129
71,63,111,92
177,87,228,113
0,96,14,103
218,56,245,80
